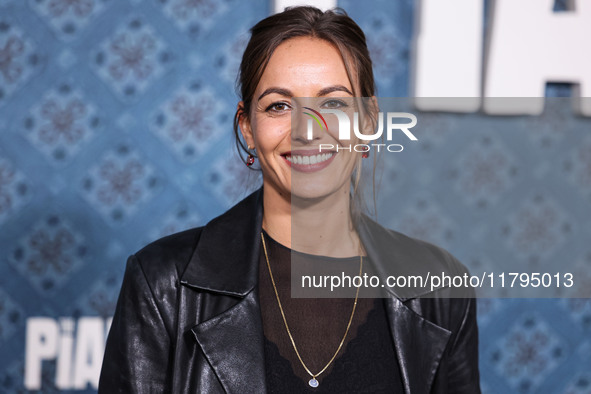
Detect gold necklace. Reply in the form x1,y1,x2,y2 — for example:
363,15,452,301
260,232,363,388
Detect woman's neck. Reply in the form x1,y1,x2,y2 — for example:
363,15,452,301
262,184,362,257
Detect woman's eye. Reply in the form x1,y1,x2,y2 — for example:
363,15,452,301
266,102,291,113
321,99,348,109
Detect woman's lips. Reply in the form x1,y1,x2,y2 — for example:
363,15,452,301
282,150,337,173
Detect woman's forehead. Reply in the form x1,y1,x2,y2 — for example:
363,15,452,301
255,37,354,97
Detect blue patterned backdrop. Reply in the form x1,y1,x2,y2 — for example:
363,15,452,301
0,0,589,392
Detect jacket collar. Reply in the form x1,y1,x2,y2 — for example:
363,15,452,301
191,289,267,394
180,187,263,297
181,186,447,301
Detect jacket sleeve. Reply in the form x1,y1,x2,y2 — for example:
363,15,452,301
98,255,173,393
447,293,481,393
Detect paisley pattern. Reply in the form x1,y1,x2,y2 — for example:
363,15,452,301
0,20,41,106
91,16,171,102
9,215,87,294
0,157,30,224
150,84,223,162
489,314,566,393
80,145,159,224
24,82,100,163
29,0,108,41
0,0,590,392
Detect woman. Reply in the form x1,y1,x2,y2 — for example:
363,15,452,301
99,6,480,393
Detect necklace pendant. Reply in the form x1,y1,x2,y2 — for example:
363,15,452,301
308,378,319,388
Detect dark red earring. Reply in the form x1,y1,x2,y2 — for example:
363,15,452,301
246,154,255,166
246,146,255,166
362,151,370,159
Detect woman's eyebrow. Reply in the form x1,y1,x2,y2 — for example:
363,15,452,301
317,85,354,96
258,87,293,101
258,85,354,101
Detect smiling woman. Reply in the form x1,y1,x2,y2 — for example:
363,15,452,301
98,6,481,394
239,36,363,241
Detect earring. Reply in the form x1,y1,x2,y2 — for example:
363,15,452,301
246,146,255,167
362,151,369,159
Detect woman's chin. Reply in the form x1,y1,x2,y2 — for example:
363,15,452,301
289,183,343,203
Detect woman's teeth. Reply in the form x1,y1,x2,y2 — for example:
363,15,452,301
286,152,334,165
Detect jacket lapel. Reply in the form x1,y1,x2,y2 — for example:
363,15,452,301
358,215,453,393
181,189,267,393
385,297,451,394
191,289,266,394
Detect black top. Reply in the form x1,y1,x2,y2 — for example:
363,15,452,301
259,231,405,393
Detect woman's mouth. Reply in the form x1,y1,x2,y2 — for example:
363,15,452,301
282,150,337,172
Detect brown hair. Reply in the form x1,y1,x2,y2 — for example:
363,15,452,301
233,5,378,220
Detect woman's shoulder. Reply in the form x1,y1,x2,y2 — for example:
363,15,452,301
125,189,263,294
389,227,469,275
360,215,469,276
130,226,205,284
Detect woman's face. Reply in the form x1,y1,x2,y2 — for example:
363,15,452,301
239,36,362,201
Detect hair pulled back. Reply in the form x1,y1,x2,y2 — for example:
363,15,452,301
233,6,376,159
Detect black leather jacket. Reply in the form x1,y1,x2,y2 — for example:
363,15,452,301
99,188,480,393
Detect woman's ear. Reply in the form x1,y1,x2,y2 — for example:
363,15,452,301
237,102,255,148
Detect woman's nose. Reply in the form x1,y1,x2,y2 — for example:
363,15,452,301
292,107,323,143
